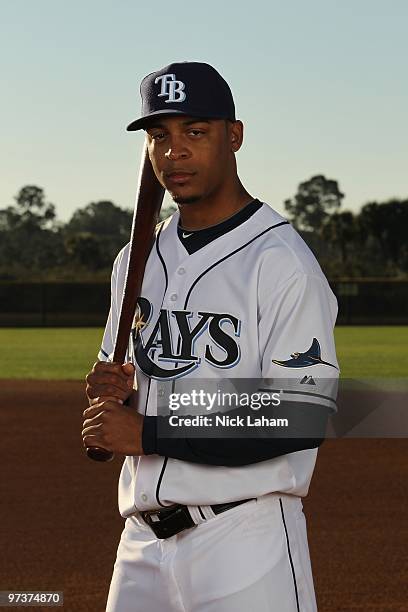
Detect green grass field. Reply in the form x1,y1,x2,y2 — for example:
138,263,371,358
0,327,407,380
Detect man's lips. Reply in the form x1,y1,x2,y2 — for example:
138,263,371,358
165,171,195,184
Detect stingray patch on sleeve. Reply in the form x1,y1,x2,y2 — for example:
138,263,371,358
272,338,338,369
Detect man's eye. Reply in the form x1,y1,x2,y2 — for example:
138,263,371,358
189,129,204,137
151,133,165,140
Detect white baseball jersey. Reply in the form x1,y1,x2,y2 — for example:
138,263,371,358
99,202,339,516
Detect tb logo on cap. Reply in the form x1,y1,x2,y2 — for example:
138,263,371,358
155,73,186,103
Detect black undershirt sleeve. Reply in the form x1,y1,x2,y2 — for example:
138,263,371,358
142,402,328,466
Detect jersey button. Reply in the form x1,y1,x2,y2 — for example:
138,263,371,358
158,388,164,397
141,493,148,502
170,293,178,301
178,267,186,275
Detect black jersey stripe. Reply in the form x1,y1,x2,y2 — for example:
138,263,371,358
150,221,170,508
279,498,300,612
99,347,109,359
183,221,290,309
143,377,152,416
155,457,169,508
155,222,168,292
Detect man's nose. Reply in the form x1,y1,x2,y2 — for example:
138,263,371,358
164,136,189,160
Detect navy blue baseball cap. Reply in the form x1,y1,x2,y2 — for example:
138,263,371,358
126,61,236,131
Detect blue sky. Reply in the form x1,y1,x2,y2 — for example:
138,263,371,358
1,0,407,220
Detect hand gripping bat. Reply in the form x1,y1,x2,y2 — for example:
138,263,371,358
86,144,165,462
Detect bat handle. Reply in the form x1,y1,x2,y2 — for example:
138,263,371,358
86,446,115,462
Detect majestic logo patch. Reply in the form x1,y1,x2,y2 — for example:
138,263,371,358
272,338,337,369
300,375,316,385
132,297,241,379
155,73,186,103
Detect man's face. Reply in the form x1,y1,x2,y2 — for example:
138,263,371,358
145,116,239,204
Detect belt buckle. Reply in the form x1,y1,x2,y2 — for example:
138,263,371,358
142,505,196,539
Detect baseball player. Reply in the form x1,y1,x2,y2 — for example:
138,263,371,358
83,62,339,612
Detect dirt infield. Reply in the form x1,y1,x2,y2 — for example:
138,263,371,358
0,381,407,612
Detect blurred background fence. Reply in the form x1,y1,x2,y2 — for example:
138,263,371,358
0,279,407,326
0,282,110,327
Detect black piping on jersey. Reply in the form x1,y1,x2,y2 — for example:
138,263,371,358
259,388,338,409
155,221,169,291
134,221,169,508
198,506,206,520
99,347,109,359
153,220,290,505
143,224,168,421
279,498,300,612
155,457,169,508
183,221,289,307
154,222,171,507
153,323,184,507
143,375,152,416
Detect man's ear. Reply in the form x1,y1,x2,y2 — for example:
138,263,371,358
230,120,244,152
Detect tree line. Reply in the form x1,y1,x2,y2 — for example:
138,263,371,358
0,178,406,281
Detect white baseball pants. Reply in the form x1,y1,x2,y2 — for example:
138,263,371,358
106,493,318,612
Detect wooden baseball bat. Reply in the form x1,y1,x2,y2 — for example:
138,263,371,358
86,143,165,462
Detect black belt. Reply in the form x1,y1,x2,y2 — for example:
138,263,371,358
140,498,256,539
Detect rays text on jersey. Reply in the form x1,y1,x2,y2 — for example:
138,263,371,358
133,297,241,379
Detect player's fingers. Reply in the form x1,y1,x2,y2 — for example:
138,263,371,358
89,395,123,406
82,432,111,451
94,361,135,386
87,369,134,391
87,369,133,389
82,411,106,428
122,362,135,377
83,406,103,421
83,401,119,419
82,421,104,436
86,380,131,401
91,361,132,381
